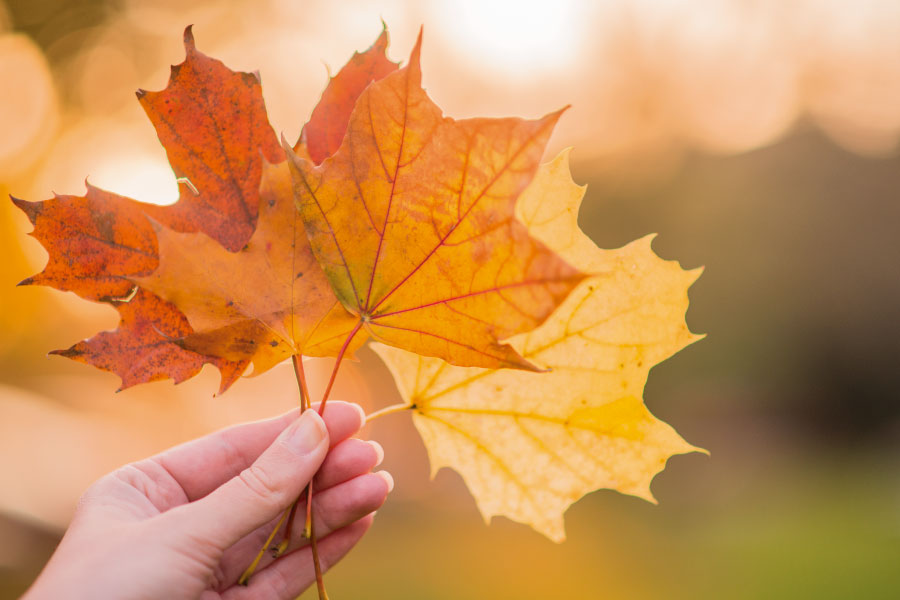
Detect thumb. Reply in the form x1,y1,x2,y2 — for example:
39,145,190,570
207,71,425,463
161,409,329,551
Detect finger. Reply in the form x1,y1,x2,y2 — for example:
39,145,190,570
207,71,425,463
308,472,392,539
315,438,383,490
223,437,383,567
220,471,391,584
159,410,329,551
222,515,375,600
152,401,364,501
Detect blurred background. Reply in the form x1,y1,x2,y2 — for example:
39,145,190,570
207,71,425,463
1,0,899,598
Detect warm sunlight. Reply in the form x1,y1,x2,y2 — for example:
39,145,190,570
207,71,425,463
3,1,899,598
0,33,56,179
89,156,179,206
430,0,588,77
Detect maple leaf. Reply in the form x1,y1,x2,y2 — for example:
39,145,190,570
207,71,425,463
134,160,363,377
12,27,283,392
299,27,400,164
372,150,704,542
287,32,585,370
53,288,248,391
130,31,402,376
11,184,251,393
138,27,285,251
12,186,159,303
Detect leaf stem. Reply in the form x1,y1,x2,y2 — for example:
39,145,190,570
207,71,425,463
272,355,312,552
318,320,363,415
241,354,316,583
274,498,300,557
237,505,291,585
260,326,359,596
365,402,415,423
292,354,311,410
304,479,314,539
292,355,314,540
301,321,361,599
292,354,328,599
308,504,329,600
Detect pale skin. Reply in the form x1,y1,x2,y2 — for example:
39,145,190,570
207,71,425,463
23,401,392,600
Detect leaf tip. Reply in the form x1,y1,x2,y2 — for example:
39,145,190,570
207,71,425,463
281,132,309,170
688,264,705,284
215,374,233,397
183,25,196,51
554,146,573,163
10,195,40,221
16,276,34,287
544,105,570,128
408,26,424,71
686,331,707,351
507,354,544,373
279,131,293,154
540,521,568,543
113,375,140,393
49,346,80,358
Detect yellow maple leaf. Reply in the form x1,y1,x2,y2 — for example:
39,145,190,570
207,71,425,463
372,150,704,542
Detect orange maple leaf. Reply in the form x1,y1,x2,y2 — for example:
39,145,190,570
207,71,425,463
12,27,404,393
13,185,158,303
11,185,249,392
12,28,285,392
135,161,363,377
138,27,285,251
54,288,248,391
287,32,586,370
300,27,400,164
128,31,402,376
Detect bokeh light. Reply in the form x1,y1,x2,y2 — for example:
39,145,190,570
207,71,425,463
0,32,57,179
430,0,590,78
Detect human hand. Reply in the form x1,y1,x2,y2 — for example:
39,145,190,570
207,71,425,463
23,402,391,600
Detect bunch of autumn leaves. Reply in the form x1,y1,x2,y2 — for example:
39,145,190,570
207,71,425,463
14,28,702,541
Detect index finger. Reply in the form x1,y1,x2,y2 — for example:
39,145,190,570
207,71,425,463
149,401,365,501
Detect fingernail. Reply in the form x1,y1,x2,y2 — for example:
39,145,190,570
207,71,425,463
283,411,326,456
367,440,384,467
353,403,366,426
376,470,394,493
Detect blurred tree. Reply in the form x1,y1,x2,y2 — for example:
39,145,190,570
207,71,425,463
577,128,900,441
